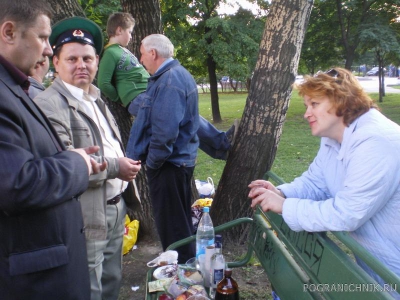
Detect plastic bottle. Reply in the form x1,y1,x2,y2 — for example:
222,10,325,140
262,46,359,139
209,235,225,299
215,268,239,300
195,207,215,259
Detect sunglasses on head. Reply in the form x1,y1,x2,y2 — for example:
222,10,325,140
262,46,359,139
325,69,339,78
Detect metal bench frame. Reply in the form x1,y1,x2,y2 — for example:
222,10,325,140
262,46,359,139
145,171,400,299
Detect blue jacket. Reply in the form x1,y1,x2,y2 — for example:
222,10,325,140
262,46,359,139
126,59,199,169
279,109,400,291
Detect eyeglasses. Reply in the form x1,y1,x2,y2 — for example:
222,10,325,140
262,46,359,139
325,69,339,79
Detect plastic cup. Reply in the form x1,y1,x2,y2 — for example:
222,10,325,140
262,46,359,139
197,254,208,285
185,257,198,269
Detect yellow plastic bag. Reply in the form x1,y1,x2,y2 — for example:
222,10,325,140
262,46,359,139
123,215,139,255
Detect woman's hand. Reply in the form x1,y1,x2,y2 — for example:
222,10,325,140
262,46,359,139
248,180,285,214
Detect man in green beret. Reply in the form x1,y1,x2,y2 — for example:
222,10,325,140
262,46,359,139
34,16,141,300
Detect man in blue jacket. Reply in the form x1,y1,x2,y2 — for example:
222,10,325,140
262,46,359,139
127,34,199,263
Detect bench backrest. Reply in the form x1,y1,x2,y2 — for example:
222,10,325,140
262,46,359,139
255,171,400,299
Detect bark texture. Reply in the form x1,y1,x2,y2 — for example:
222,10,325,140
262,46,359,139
211,0,313,242
120,0,162,57
47,0,85,24
102,0,163,239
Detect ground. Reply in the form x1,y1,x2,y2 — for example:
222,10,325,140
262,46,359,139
118,236,272,300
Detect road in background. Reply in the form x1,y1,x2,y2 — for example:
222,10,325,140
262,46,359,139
357,76,400,94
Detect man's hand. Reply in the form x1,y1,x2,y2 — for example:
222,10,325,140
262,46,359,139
117,157,141,181
70,146,107,175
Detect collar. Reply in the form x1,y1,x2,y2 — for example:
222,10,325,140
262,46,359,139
336,113,362,160
62,80,101,102
0,55,30,94
155,57,174,74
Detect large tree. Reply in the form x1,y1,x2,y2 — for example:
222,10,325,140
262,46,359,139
211,0,313,241
108,0,163,238
48,0,85,22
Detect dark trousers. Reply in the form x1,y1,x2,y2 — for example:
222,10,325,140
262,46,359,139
146,162,195,264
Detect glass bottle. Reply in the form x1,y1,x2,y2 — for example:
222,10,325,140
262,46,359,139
215,268,239,300
209,235,225,299
195,206,214,259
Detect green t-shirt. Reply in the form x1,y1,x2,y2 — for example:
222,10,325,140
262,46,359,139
98,43,149,107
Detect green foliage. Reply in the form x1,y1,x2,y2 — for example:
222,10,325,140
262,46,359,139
359,23,400,58
300,0,400,71
299,0,343,74
78,0,121,39
161,0,265,83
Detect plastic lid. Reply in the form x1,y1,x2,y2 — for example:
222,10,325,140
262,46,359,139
203,207,210,213
215,234,222,242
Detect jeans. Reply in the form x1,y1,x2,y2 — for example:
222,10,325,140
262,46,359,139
198,116,231,160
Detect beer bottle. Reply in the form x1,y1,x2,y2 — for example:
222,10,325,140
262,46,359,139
214,268,239,300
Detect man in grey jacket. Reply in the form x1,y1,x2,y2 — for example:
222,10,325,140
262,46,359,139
34,17,141,300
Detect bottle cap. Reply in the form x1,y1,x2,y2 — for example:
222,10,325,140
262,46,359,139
215,234,222,247
203,207,210,213
224,268,232,277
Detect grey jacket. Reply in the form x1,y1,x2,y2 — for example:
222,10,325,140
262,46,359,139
34,78,140,240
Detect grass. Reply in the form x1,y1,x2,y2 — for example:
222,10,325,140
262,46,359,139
195,93,247,185
195,91,400,185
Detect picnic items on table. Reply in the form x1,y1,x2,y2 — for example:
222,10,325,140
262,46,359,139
191,198,213,231
148,251,210,299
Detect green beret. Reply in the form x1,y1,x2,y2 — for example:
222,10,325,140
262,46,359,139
50,16,104,54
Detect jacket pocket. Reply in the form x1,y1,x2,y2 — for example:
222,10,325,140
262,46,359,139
9,244,68,276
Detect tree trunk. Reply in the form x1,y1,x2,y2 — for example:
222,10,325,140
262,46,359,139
211,0,313,242
101,0,163,239
207,55,222,123
47,0,85,23
378,54,385,103
120,0,162,57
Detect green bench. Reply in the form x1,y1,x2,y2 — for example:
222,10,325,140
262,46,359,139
145,171,400,299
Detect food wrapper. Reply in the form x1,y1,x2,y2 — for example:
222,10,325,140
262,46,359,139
186,285,208,297
177,265,204,286
191,198,213,208
147,277,174,293
192,198,213,230
166,278,188,298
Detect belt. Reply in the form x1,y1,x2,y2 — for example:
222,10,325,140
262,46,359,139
107,194,121,205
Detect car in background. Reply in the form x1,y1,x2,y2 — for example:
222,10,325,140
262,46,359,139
367,67,387,76
221,76,230,83
367,67,379,76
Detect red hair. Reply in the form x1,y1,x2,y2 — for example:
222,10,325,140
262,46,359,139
295,68,378,126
